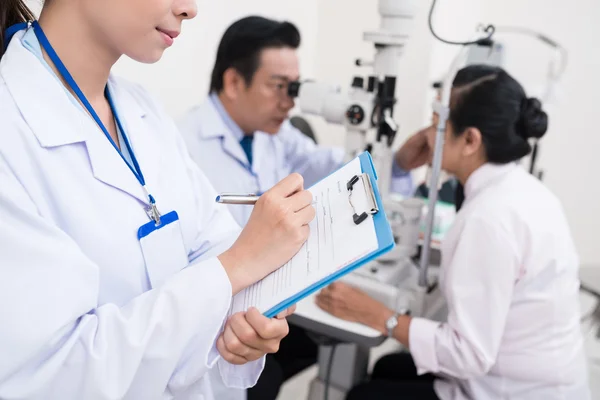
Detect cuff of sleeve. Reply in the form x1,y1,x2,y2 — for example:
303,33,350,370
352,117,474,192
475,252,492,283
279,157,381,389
392,158,410,177
218,355,266,389
168,258,233,392
389,160,414,196
409,317,441,375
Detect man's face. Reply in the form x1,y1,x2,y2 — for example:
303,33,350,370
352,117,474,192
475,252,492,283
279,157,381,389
234,47,300,134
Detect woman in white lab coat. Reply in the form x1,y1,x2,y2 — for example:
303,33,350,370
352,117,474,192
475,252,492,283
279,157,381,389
0,1,316,399
317,65,591,400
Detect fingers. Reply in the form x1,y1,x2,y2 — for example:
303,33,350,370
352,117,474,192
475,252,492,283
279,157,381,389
270,173,304,197
276,304,296,319
322,282,346,296
220,311,286,365
224,321,264,362
421,124,436,134
317,286,331,300
317,282,355,306
316,286,356,321
246,307,289,342
228,313,260,349
294,204,316,226
217,334,248,365
316,286,334,303
414,126,431,145
288,189,313,213
315,292,335,314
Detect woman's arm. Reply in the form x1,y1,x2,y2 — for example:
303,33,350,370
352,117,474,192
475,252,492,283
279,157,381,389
317,217,518,380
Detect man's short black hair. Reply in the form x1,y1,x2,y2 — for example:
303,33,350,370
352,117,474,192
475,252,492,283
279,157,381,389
209,16,301,94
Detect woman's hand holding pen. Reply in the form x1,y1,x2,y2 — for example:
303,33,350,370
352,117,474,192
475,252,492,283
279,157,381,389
216,174,310,366
218,173,316,295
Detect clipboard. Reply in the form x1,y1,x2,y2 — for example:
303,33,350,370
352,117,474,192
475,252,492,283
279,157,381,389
263,151,395,318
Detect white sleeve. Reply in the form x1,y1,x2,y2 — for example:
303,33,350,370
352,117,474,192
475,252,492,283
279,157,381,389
0,152,236,399
279,123,345,187
409,217,519,379
166,118,265,393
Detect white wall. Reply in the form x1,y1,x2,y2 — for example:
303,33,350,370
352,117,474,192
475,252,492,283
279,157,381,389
478,0,600,266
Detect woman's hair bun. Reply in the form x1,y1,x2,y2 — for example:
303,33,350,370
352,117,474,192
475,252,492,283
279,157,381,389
517,97,548,140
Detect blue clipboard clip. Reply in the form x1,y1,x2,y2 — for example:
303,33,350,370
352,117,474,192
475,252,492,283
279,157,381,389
347,173,379,225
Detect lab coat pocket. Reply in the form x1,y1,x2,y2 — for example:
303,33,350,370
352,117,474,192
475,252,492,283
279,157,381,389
138,211,189,288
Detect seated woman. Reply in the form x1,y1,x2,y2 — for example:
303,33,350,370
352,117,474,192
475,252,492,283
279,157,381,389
316,65,591,400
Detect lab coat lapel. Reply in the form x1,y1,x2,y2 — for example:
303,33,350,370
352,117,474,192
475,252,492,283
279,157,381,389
221,134,251,169
106,79,163,196
251,133,266,176
2,35,147,203
252,132,281,185
2,33,86,147
197,100,251,169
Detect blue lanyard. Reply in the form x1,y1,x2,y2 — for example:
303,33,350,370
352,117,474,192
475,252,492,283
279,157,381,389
14,21,161,223
3,22,28,49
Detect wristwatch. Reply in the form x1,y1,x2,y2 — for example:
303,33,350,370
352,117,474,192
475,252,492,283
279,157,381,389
385,308,409,338
385,313,399,338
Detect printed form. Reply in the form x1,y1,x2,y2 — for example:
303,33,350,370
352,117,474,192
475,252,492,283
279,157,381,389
229,157,379,315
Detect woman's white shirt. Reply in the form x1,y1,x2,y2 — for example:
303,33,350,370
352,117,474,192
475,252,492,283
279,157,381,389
0,29,262,399
409,163,591,400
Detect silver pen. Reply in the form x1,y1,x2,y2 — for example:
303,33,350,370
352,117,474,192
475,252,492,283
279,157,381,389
215,193,260,205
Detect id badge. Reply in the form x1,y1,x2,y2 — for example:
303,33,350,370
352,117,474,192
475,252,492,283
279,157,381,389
138,211,189,288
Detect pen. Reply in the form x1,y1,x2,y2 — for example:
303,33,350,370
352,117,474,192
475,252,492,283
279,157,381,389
215,194,260,205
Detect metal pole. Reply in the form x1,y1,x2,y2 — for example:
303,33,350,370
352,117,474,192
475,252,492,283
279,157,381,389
418,45,471,287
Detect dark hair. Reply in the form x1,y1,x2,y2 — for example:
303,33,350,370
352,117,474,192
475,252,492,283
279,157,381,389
449,64,548,164
209,16,301,94
0,0,35,59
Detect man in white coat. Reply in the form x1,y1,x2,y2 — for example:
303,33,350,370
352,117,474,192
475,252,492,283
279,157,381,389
178,16,415,227
177,15,422,400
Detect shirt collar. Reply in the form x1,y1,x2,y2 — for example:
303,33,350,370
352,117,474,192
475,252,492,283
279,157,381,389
209,92,247,142
21,28,83,111
464,162,518,200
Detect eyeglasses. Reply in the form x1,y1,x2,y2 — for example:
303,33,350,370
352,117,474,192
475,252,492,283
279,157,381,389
264,80,293,98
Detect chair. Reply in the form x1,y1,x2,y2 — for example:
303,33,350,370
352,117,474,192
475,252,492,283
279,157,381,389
290,115,318,144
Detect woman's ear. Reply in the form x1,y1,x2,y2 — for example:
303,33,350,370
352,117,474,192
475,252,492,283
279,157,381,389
461,127,484,157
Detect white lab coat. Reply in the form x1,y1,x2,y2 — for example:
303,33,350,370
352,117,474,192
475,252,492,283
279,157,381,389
177,97,346,227
0,30,263,400
409,163,591,400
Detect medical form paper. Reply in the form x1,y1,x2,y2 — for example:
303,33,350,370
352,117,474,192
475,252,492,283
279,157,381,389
229,157,380,316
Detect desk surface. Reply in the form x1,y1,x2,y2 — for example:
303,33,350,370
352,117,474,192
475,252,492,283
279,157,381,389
288,292,386,347
580,266,600,296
